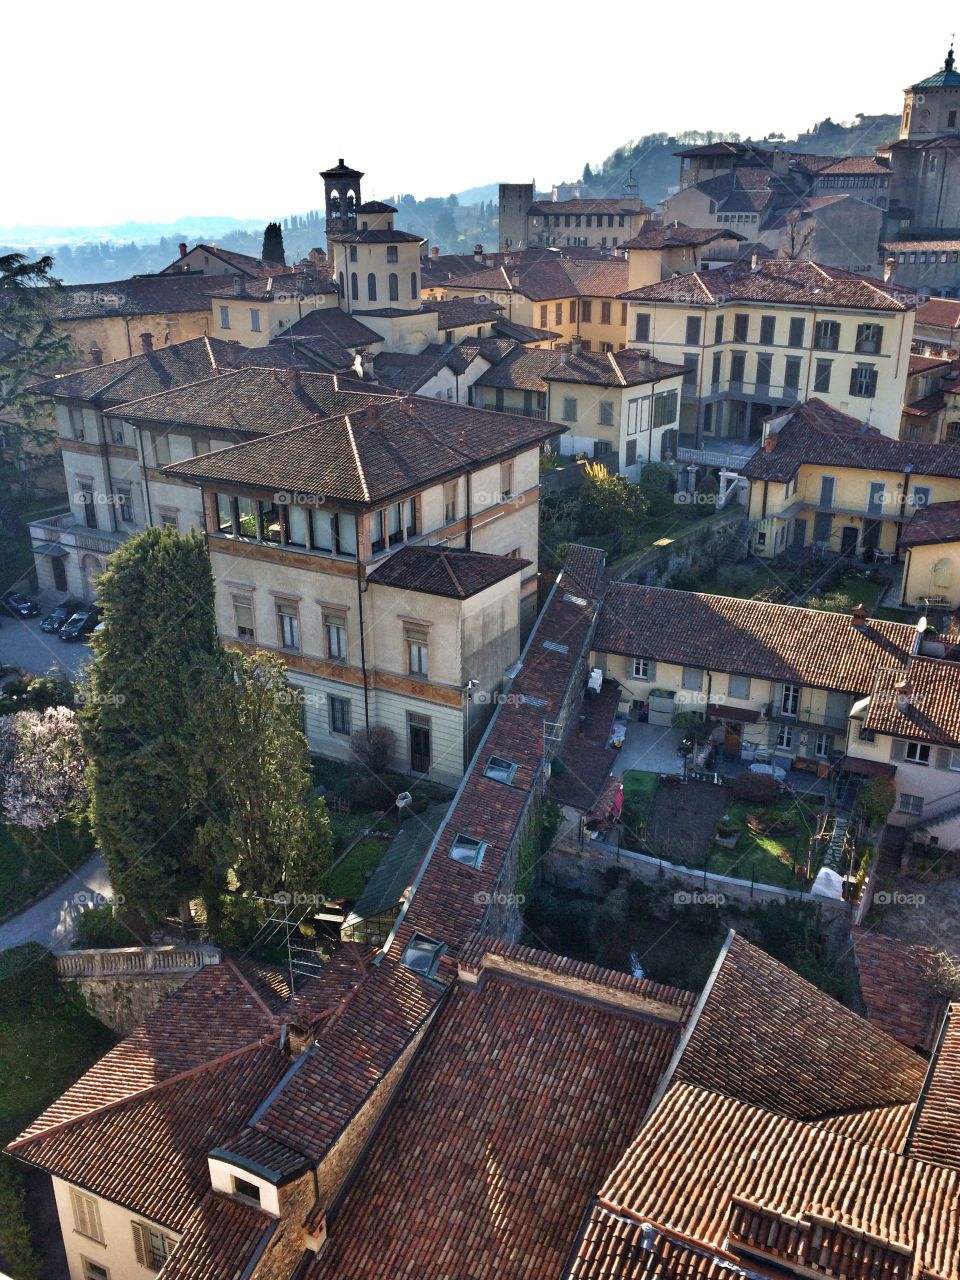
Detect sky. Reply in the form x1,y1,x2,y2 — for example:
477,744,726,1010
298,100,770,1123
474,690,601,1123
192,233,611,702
3,0,952,228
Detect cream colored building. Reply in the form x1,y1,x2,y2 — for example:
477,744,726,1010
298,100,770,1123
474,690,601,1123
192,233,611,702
208,273,340,346
498,183,651,251
165,394,556,783
899,501,960,608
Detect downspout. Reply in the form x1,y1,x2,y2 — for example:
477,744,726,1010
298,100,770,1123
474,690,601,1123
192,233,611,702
135,424,154,528
99,410,118,533
465,472,473,550
356,557,370,732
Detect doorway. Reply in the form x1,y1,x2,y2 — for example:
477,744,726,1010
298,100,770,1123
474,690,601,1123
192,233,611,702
840,526,858,556
409,717,431,774
51,555,67,592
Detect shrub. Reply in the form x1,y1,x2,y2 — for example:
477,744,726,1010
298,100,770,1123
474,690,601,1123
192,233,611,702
350,725,396,775
731,772,779,804
0,1159,41,1280
0,943,58,1023
856,776,896,829
74,903,132,949
638,462,675,515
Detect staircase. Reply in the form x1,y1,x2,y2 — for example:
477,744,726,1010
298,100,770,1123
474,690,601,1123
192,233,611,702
901,789,960,834
822,815,851,873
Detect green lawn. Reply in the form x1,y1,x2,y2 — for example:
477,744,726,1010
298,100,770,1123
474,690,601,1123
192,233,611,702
328,834,391,900
0,815,94,919
622,770,659,821
707,795,822,889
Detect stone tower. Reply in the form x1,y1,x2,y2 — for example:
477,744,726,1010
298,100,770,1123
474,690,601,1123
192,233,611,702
321,159,364,253
498,181,535,252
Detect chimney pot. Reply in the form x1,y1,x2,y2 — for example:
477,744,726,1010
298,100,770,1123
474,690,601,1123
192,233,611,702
763,433,777,452
432,246,440,258
570,335,583,355
750,251,760,272
140,332,154,354
851,602,868,627
884,255,896,283
90,346,103,366
178,242,187,257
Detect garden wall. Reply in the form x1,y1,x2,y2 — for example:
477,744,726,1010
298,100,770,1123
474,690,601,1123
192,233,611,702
616,511,750,587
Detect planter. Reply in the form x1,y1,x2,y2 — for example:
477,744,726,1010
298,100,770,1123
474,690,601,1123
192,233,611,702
715,829,740,849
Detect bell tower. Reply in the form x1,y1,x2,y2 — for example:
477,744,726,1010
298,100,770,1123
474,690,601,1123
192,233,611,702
320,159,364,245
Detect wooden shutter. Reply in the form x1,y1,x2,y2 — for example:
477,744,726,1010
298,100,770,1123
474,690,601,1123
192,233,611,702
936,747,953,770
132,1221,147,1267
890,739,906,762
71,1190,103,1243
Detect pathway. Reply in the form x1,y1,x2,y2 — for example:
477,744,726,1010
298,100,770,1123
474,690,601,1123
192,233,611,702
0,851,110,953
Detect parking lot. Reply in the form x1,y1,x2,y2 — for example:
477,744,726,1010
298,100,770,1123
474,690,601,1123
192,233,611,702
0,610,92,679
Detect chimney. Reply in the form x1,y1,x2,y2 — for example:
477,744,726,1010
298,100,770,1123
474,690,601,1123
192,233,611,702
284,1021,313,1058
90,346,103,366
431,246,440,258
178,242,187,258
894,675,912,710
750,251,761,272
361,349,376,380
851,602,868,629
559,343,571,366
570,335,583,356
510,271,521,288
763,432,777,452
289,366,302,391
884,255,896,283
140,332,154,354
474,243,484,262
232,275,243,296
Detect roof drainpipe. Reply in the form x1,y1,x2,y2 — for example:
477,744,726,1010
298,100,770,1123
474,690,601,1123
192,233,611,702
356,557,370,732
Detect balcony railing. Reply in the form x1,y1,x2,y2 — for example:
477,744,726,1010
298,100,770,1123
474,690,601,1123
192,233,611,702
677,442,760,470
494,405,548,419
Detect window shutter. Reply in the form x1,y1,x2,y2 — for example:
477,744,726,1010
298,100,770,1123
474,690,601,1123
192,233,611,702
936,746,952,770
891,739,906,762
647,660,657,680
132,1221,147,1266
849,367,859,396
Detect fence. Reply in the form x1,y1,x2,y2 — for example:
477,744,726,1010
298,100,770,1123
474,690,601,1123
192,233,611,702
55,944,221,979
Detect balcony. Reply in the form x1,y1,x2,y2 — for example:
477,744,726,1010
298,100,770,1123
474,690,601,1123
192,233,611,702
29,511,129,556
676,437,760,471
493,405,548,420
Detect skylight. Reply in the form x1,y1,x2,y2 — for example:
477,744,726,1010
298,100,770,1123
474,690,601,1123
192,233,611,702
543,639,569,654
400,933,446,978
484,755,518,784
449,833,486,868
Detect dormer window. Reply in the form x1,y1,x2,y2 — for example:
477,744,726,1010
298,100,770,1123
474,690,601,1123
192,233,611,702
449,833,486,868
233,1176,261,1205
401,933,446,978
484,755,517,784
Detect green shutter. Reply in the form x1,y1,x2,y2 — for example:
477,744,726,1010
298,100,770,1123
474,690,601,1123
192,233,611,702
936,747,953,770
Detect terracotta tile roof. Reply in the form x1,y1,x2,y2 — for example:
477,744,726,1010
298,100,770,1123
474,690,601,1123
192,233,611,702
863,656,960,747
852,929,945,1053
818,155,893,175
367,544,528,599
111,366,389,435
619,224,746,250
162,243,287,279
815,1101,917,1152
13,1042,287,1231
886,237,960,251
163,394,558,505
620,256,914,309
741,399,960,483
450,257,629,302
901,500,960,546
284,307,383,347
906,1004,960,1169
674,934,927,1119
492,316,561,343
10,961,276,1144
43,273,230,320
303,967,677,1280
328,228,422,245
595,582,915,696
916,298,960,329
422,296,504,328
156,1193,277,1280
473,344,557,390
909,354,953,375
544,349,686,388
567,1080,960,1280
370,342,471,392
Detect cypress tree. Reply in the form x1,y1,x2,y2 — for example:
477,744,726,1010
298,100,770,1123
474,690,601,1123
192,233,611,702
261,221,286,265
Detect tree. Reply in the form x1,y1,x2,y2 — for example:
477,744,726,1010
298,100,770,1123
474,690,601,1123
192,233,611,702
780,210,815,261
637,461,675,516
0,252,73,490
196,649,332,898
856,776,896,830
582,163,594,185
578,462,650,550
261,222,286,266
80,528,223,925
0,706,87,830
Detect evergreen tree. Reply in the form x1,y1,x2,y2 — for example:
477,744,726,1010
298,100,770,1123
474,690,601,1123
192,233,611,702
261,221,286,265
80,528,223,926
582,162,594,185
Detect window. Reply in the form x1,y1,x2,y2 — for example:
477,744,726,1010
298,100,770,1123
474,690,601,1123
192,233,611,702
153,432,170,466
730,350,746,384
776,724,795,750
286,504,308,547
855,322,882,354
324,613,347,660
905,741,931,765
406,625,428,677
814,359,832,393
132,1222,175,1272
484,755,518,784
250,308,261,333
947,421,960,445
82,1262,109,1280
682,353,699,388
71,1190,104,1243
759,315,776,345
232,1178,261,1205
237,495,257,536
685,315,702,344
233,597,255,641
633,657,655,679
555,303,563,325
682,666,702,692
635,313,651,342
449,832,486,867
539,304,548,328
714,315,724,344
444,481,458,522
157,508,178,530
784,356,801,391
912,485,931,509
259,500,282,543
598,400,615,426
411,272,419,299
401,932,445,977
219,305,230,329
818,475,835,508
813,732,833,758
867,481,885,515
497,460,514,501
728,674,751,699
349,246,358,262
581,300,593,323
276,602,300,651
387,245,398,263
755,352,772,387
780,683,800,715
899,792,924,815
653,389,678,427
711,351,722,385
600,300,611,324
351,272,359,300
562,396,578,422
569,301,577,324
116,488,133,523
389,272,399,302
66,406,86,440
329,695,351,736
857,722,876,743
814,319,840,350
950,109,958,129
367,273,377,302
625,439,637,465
733,313,749,342
788,316,805,347
850,364,878,398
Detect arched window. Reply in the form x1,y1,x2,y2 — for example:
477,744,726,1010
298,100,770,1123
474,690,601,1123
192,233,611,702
351,273,359,301
388,273,399,302
329,188,341,217
345,188,356,217
367,273,377,302
410,272,419,300
338,272,345,298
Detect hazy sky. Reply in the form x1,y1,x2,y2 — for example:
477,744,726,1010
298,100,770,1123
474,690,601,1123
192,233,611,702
4,0,952,227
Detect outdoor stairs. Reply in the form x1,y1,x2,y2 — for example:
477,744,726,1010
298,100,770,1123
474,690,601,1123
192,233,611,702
901,791,960,834
822,816,850,874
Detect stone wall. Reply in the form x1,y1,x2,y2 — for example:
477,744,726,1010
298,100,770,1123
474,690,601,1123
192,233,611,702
66,973,197,1034
617,511,750,588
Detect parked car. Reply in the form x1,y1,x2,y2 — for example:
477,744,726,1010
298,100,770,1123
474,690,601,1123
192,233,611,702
1,591,40,619
40,599,86,633
60,606,101,641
